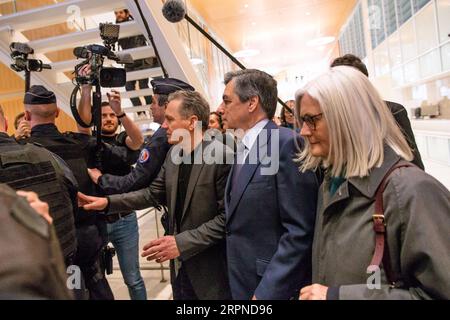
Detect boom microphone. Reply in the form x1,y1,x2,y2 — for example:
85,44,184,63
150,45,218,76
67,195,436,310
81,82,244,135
162,0,186,23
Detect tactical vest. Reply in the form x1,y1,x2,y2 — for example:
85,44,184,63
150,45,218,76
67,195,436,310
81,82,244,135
0,142,77,260
0,183,73,300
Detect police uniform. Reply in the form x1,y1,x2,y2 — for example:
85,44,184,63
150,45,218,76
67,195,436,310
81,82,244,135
23,85,129,300
0,132,77,265
0,183,72,299
97,78,195,194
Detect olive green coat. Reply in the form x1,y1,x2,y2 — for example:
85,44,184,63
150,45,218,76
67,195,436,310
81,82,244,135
312,146,450,299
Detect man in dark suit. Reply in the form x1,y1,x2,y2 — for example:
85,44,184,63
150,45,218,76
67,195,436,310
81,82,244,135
217,69,319,300
79,90,232,300
331,54,424,169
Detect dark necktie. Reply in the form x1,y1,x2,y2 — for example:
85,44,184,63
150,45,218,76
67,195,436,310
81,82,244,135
231,142,247,195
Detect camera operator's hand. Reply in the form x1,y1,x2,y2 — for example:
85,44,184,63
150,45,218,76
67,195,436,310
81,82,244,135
107,90,123,115
78,64,92,78
78,64,92,89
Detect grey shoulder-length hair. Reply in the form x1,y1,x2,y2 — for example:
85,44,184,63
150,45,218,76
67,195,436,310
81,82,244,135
295,66,413,178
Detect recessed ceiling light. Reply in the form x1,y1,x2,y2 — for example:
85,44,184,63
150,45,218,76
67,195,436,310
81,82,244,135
251,22,256,26
307,36,335,47
244,4,249,8
234,49,260,58
306,12,311,16
190,58,204,65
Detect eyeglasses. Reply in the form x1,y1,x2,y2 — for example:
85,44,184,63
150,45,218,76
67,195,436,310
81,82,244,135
298,113,323,131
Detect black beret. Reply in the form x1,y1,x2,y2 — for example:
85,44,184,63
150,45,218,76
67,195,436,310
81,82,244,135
24,85,56,105
150,78,195,95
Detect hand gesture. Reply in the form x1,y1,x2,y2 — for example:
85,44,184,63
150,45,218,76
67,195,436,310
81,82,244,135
77,192,108,211
142,236,181,263
106,90,122,115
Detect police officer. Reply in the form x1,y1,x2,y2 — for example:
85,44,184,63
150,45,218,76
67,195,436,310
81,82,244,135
22,85,129,300
88,78,195,194
0,104,77,269
0,183,72,299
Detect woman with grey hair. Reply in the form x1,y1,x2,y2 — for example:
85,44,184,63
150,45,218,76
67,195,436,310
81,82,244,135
296,66,450,300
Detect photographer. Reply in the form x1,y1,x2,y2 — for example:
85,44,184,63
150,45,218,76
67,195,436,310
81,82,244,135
115,8,158,115
77,64,147,300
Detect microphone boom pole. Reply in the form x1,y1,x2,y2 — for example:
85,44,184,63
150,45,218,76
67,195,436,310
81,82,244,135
161,0,290,111
182,15,289,110
184,14,245,70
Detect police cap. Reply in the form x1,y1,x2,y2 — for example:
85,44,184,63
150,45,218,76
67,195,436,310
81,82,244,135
24,85,56,105
150,78,195,95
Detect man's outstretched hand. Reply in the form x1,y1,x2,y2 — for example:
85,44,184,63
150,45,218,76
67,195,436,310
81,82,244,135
77,192,108,211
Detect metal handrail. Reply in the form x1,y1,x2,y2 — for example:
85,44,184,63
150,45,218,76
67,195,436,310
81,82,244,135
135,207,169,282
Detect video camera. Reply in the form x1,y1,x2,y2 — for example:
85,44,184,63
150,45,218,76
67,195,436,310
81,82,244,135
70,22,134,131
9,42,52,92
73,23,132,87
10,42,51,73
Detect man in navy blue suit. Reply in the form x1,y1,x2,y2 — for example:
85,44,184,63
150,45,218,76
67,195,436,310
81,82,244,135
217,69,319,300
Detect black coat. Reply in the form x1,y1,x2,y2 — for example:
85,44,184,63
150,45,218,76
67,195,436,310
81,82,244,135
385,100,424,170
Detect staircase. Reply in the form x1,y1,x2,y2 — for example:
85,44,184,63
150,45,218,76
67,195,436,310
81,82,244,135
0,0,206,129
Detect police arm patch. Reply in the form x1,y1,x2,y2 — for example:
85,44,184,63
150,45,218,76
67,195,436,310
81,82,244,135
138,148,150,163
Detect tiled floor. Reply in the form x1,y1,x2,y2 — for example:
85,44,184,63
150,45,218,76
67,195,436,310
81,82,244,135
106,208,173,300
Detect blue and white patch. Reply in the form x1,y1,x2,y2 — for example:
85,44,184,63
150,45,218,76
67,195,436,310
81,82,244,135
138,148,150,163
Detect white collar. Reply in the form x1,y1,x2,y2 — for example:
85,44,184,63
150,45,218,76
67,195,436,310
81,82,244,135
241,119,269,151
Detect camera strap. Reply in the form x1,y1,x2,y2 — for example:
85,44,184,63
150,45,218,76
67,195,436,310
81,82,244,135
70,85,93,128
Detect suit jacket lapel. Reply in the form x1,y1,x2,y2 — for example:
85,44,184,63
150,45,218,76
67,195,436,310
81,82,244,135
226,121,276,222
226,162,259,221
181,163,204,223
180,140,210,224
224,165,233,216
169,160,179,234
